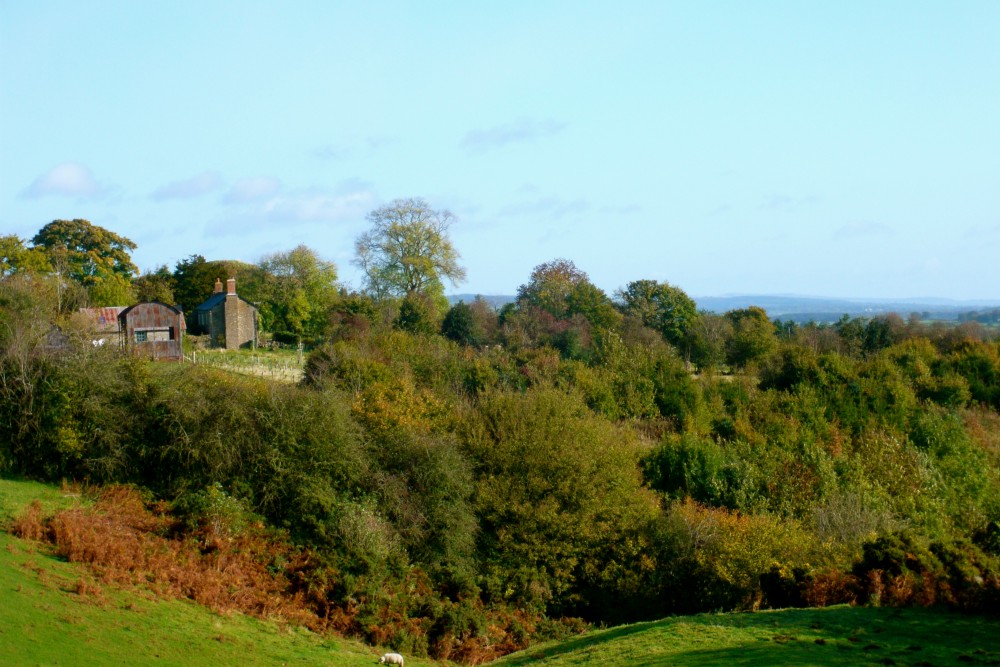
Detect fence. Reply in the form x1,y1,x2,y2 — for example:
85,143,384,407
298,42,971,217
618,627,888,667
188,350,305,384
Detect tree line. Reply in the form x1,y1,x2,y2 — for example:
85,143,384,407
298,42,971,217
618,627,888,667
3,199,1000,662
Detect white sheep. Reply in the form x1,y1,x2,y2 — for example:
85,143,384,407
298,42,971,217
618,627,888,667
378,653,404,666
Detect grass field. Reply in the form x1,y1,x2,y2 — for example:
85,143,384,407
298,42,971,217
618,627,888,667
189,348,305,383
495,605,1000,666
4,477,1000,666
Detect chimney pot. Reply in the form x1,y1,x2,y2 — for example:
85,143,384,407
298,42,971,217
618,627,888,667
214,278,223,294
226,277,236,295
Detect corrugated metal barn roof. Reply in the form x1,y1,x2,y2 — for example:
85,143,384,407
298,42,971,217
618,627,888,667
78,307,126,333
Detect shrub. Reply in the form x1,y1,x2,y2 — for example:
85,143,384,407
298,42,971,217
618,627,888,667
462,388,658,616
649,499,819,613
642,434,763,513
848,532,1000,610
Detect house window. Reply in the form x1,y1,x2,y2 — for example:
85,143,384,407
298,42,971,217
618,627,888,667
135,328,172,343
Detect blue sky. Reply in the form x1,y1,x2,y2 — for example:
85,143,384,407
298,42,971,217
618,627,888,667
3,2,999,300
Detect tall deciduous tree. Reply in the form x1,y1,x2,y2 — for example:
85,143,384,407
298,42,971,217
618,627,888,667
354,198,466,300
516,258,621,332
725,306,778,369
1,235,51,277
172,255,263,317
133,265,176,304
258,245,339,343
688,312,733,371
617,279,697,348
31,219,137,284
516,258,589,320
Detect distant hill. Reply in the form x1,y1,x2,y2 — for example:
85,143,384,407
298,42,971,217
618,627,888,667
693,295,1000,323
447,294,516,309
447,293,1000,324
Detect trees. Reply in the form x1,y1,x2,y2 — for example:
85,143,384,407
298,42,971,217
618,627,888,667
516,258,590,319
354,198,466,300
172,255,263,319
393,292,437,335
28,219,138,307
258,245,339,343
688,312,733,371
505,259,621,358
516,259,620,329
617,279,697,349
1,235,51,277
725,307,778,369
133,265,176,304
442,301,483,346
31,219,138,284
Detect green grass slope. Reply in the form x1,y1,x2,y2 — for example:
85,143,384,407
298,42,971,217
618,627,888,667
493,606,1000,667
0,478,441,667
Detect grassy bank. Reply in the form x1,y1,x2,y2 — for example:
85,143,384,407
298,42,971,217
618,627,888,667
494,605,1000,666
0,478,436,667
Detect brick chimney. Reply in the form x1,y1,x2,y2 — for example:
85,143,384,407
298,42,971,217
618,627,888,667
224,277,239,349
214,278,223,294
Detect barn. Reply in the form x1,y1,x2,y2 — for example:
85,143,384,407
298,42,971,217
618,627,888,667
118,302,185,361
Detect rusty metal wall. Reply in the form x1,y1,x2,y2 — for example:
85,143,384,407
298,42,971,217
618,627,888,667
120,303,184,361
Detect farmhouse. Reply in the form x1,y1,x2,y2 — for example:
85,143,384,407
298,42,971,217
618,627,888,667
193,277,259,349
118,301,185,361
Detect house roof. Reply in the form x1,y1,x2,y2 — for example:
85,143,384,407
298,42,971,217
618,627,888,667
118,302,187,329
193,292,258,312
194,292,227,312
78,307,126,333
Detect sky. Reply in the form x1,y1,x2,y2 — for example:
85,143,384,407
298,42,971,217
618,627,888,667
2,1,999,301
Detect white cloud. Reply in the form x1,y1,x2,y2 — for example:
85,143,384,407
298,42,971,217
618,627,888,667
462,118,567,154
151,171,223,200
223,176,282,204
263,188,376,222
21,162,108,199
207,181,377,236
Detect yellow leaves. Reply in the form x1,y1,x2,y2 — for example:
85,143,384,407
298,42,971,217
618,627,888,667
54,425,84,458
351,377,452,440
669,498,819,590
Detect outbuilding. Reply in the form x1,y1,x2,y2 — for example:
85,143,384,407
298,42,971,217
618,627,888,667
118,302,185,361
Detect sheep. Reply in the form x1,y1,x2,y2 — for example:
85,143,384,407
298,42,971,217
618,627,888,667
378,653,404,666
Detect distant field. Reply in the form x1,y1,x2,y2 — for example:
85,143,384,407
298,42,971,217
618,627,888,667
494,605,1000,666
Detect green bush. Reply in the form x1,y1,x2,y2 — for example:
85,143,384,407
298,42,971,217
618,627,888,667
462,388,657,615
643,434,763,513
649,499,819,613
